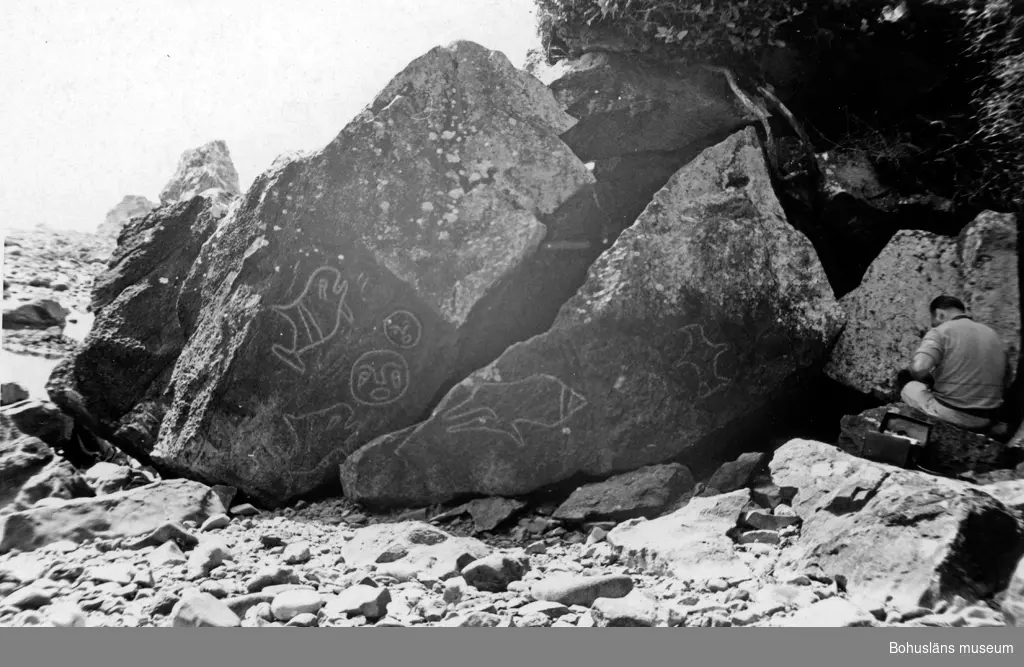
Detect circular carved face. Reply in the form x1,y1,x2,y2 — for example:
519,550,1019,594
383,310,422,348
350,350,410,406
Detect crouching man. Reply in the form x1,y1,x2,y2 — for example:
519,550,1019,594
900,295,1012,431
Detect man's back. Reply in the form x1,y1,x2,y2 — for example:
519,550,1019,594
919,316,1007,410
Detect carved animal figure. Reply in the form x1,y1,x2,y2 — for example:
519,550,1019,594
441,374,588,447
676,324,735,398
282,402,359,447
272,266,353,373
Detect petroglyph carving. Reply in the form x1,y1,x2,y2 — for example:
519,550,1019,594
383,310,422,348
350,350,410,406
282,402,359,448
676,324,735,398
441,374,588,447
249,403,364,486
272,266,353,373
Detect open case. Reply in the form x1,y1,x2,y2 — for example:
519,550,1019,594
861,411,932,468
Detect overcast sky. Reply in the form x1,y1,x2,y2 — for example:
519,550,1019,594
1,0,540,232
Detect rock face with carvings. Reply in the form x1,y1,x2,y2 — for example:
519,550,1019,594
112,41,595,505
825,211,1019,399
158,140,241,205
341,127,845,507
96,195,157,242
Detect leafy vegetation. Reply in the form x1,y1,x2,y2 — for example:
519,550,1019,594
536,0,885,63
962,0,1024,207
535,0,1024,212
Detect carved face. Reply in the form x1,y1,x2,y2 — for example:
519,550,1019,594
383,310,422,348
350,350,410,405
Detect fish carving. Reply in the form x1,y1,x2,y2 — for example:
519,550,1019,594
440,374,588,448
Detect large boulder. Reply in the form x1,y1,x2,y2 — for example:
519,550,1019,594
341,127,844,506
0,478,226,553
131,41,593,505
547,51,753,161
158,140,241,205
826,211,1019,399
770,439,1024,610
539,52,756,269
816,149,964,296
959,211,1020,371
46,194,231,462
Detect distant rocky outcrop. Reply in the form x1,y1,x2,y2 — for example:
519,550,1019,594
341,127,844,507
826,210,1020,399
93,140,238,247
158,140,241,205
96,195,157,242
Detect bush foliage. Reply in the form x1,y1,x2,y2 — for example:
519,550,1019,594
536,0,1024,210
537,0,887,61
962,0,1024,207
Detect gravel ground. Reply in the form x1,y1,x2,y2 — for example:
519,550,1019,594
0,498,1008,629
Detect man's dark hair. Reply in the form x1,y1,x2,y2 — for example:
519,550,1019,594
929,295,966,313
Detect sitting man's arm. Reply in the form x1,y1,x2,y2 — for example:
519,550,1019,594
909,352,937,382
909,329,943,382
1006,356,1016,391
